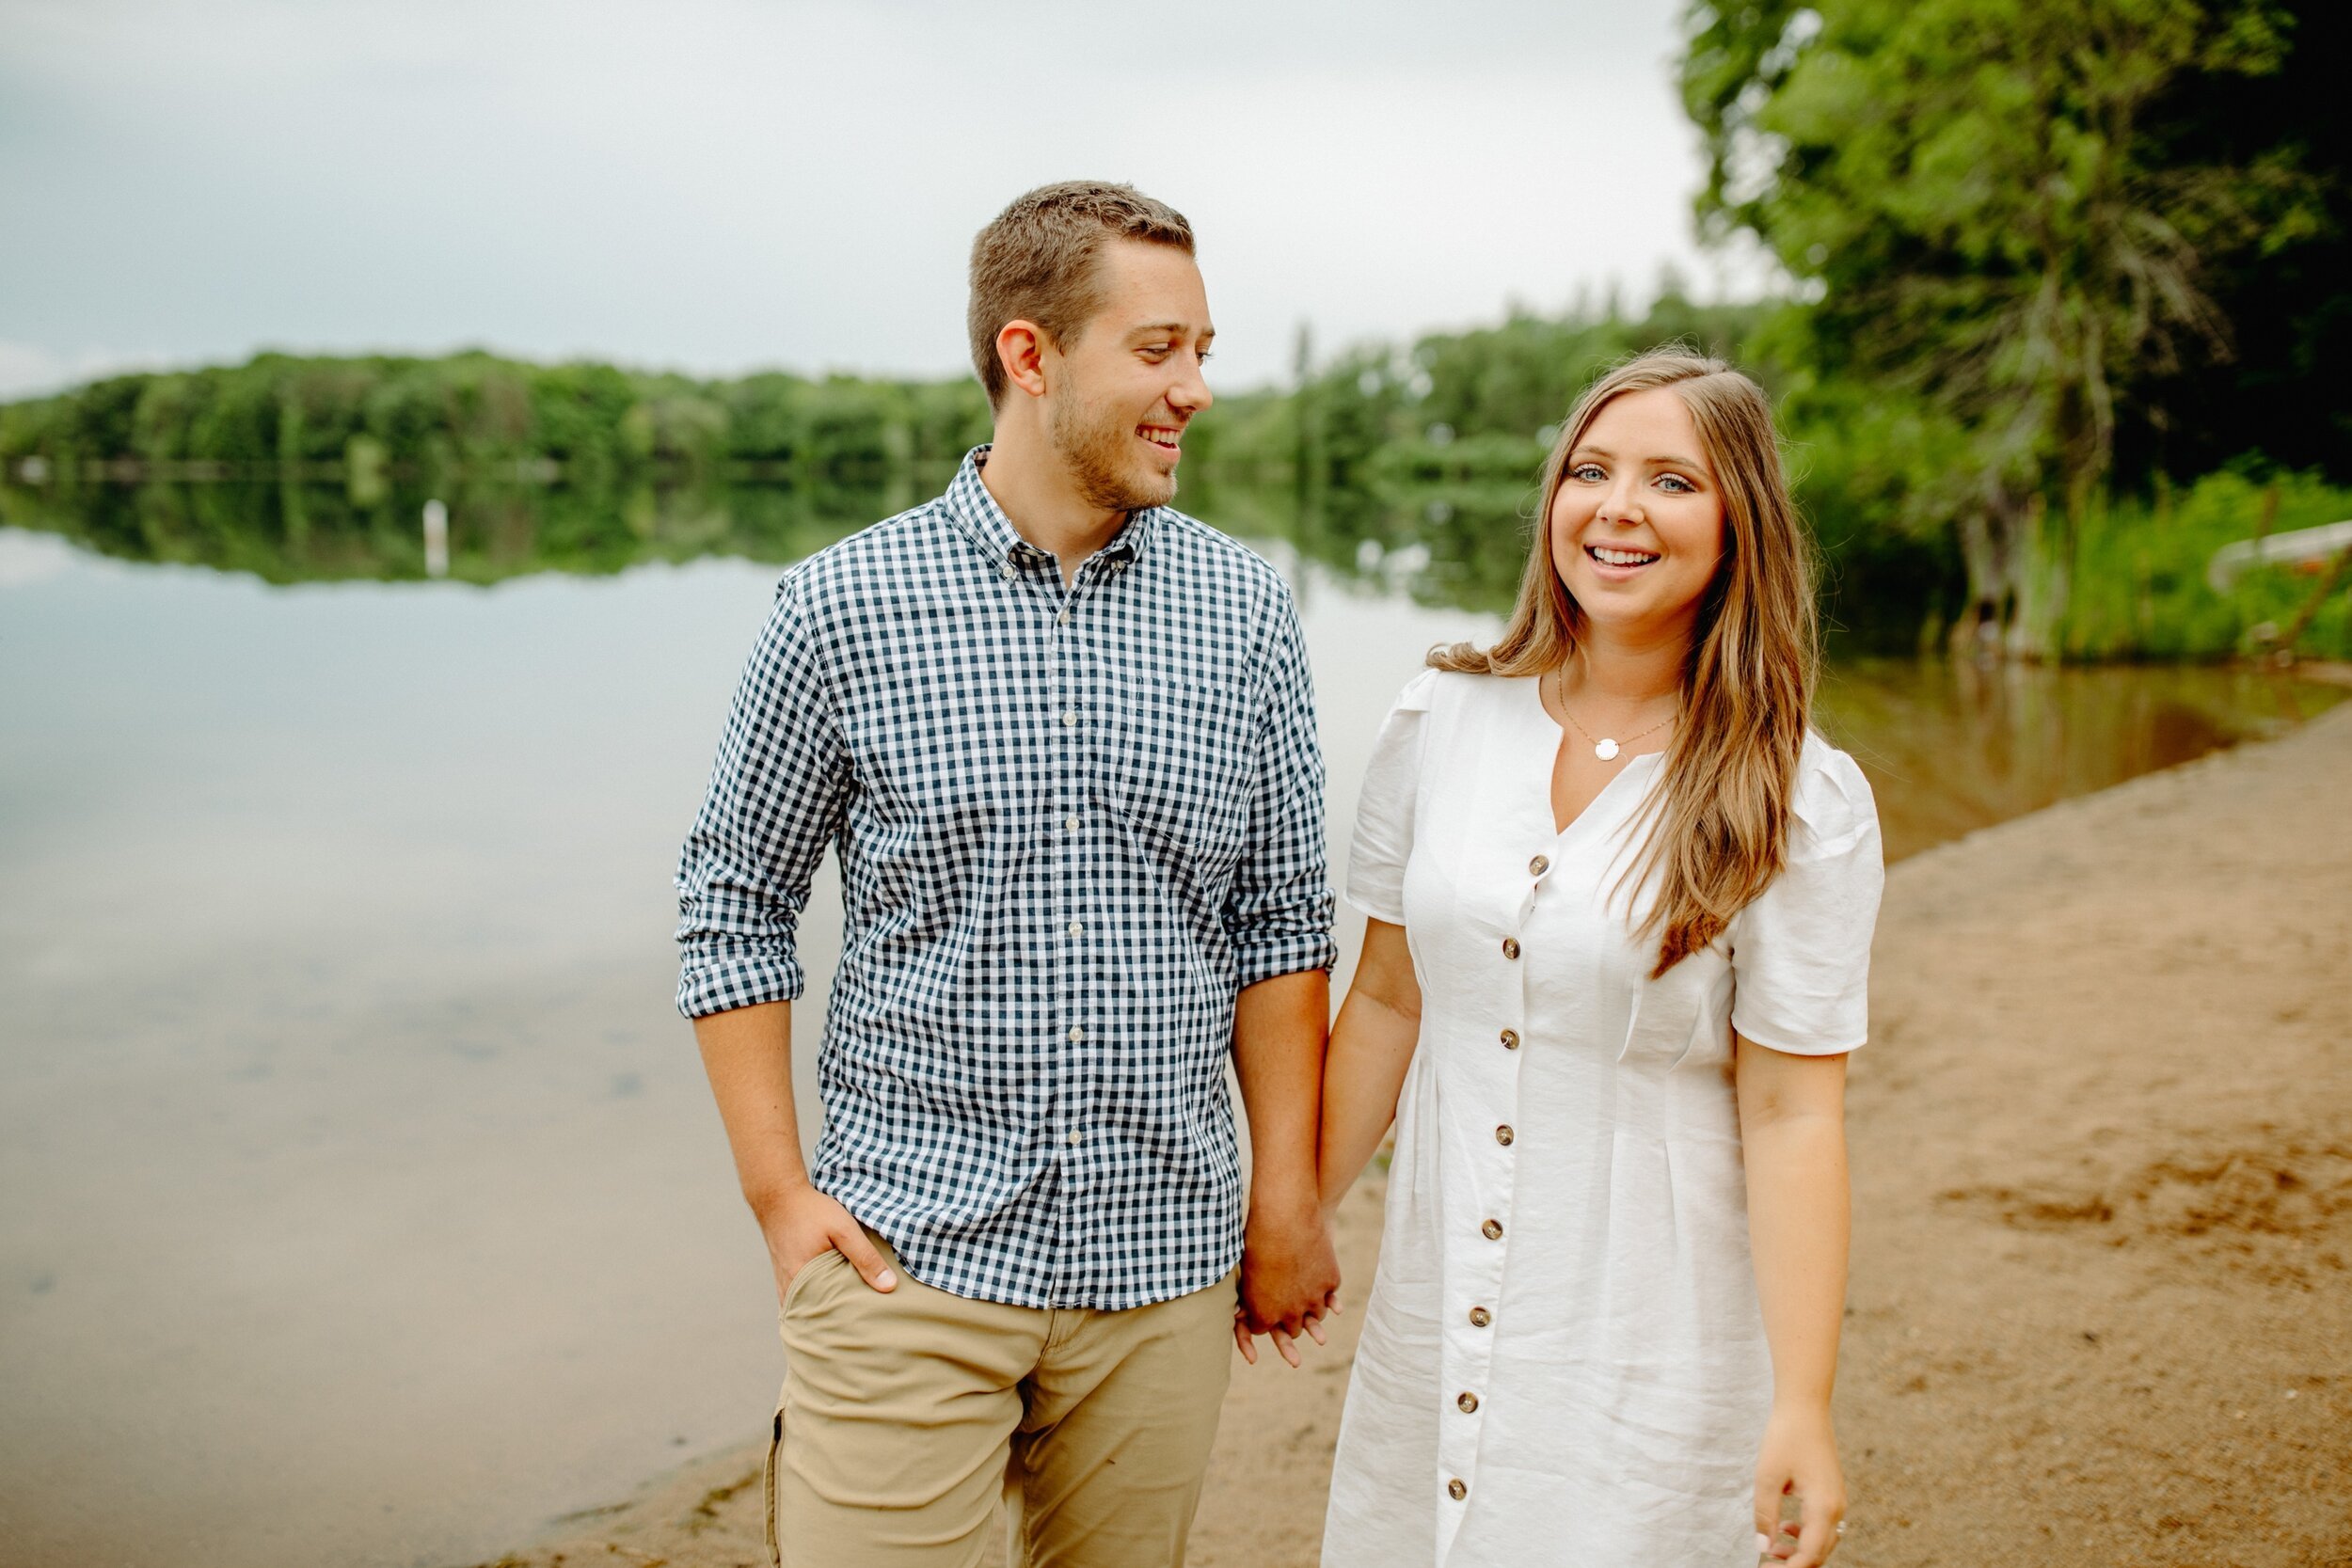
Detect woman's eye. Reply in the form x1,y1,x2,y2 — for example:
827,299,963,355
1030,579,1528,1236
1571,464,1604,483
1655,474,1693,494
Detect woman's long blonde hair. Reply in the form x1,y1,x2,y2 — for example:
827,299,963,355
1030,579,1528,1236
1431,349,1819,975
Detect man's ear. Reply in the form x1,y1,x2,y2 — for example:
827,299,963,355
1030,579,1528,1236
994,320,1053,401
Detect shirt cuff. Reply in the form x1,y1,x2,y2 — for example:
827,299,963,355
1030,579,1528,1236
1232,929,1339,990
675,946,806,1020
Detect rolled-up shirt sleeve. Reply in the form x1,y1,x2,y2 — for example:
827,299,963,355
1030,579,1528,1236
1222,581,1338,988
674,574,850,1019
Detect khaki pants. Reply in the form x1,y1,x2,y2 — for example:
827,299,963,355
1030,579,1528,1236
765,1236,1237,1568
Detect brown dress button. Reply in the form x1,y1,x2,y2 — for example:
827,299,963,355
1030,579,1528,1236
1447,1478,1468,1501
1502,937,1520,959
1457,1391,1480,1414
1529,854,1549,876
1495,1125,1515,1147
1469,1306,1492,1327
1481,1218,1503,1241
1499,1028,1519,1050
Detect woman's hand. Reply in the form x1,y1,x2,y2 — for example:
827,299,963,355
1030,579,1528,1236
1753,1403,1844,1564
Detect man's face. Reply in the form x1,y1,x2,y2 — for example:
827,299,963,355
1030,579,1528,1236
1042,240,1215,513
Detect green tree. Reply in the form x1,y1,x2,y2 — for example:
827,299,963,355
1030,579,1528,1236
1684,0,2319,653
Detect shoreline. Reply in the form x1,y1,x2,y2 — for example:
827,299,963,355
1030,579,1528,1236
477,704,2352,1568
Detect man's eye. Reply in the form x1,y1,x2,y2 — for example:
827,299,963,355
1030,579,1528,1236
1196,350,1214,365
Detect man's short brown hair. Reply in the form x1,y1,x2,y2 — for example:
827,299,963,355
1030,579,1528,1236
967,182,1195,408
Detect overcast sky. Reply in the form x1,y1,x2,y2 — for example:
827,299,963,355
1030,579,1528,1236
0,0,1768,397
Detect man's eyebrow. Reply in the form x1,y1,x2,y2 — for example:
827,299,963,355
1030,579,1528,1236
1125,322,1202,339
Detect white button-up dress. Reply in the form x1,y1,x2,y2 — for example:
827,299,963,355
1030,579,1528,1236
1322,669,1883,1567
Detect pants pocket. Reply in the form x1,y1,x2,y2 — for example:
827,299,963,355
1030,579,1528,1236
762,1241,847,1560
761,1402,785,1568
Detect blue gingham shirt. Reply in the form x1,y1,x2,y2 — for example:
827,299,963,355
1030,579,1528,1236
675,448,1336,1310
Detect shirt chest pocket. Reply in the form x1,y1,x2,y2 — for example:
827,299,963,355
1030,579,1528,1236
1097,664,1257,853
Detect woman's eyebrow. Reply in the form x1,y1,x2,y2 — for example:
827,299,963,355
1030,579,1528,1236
1572,444,1708,472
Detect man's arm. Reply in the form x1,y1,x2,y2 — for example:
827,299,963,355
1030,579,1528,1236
1231,967,1339,1366
1222,581,1342,1365
676,579,880,1301
692,1001,897,1299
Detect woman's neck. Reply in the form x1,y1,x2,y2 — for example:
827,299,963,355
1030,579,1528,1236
1564,622,1688,710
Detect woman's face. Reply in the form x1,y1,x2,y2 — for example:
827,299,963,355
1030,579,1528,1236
1548,387,1726,645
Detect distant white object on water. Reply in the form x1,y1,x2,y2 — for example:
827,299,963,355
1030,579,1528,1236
2207,517,2352,592
422,499,450,579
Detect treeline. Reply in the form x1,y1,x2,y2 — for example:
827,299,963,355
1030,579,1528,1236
0,353,996,489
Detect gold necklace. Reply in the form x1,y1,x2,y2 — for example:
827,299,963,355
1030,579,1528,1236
1549,667,1678,762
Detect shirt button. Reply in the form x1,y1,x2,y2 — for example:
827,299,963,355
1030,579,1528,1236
1000,563,1016,580
1064,816,1080,832
1068,1025,1086,1043
1456,1391,1479,1414
1067,921,1084,938
1499,1028,1519,1050
1057,610,1070,626
1062,710,1078,727
1066,1130,1084,1146
1502,937,1520,959
1495,1125,1515,1147
1469,1306,1491,1327
1447,1479,1468,1501
1529,854,1549,876
1481,1218,1503,1241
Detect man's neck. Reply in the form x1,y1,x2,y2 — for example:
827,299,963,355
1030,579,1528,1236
977,422,1128,579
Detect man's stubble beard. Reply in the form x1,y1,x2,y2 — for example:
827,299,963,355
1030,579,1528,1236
1048,371,1176,515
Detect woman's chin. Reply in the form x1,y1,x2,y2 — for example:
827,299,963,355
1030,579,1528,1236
1568,566,1712,628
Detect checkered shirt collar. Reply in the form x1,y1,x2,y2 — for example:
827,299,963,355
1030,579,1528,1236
941,445,1164,570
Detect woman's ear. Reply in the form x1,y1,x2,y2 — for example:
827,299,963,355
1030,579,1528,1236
994,321,1052,401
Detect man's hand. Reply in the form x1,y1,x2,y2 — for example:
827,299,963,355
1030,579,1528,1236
1232,1189,1341,1368
758,1182,898,1307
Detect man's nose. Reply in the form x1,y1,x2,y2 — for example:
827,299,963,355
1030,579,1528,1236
1168,352,1213,414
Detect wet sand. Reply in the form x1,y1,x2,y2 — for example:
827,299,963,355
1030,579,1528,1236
482,702,2352,1568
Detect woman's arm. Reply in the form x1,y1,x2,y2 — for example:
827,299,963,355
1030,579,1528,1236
1736,1035,1851,1567
1316,918,1423,1218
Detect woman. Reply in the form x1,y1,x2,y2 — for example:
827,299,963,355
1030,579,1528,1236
1316,351,1883,1568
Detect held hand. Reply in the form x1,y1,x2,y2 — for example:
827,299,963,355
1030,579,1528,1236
760,1183,898,1307
1754,1404,1845,1566
1232,1196,1342,1369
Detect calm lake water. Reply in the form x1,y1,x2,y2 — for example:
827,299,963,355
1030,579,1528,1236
0,501,2341,1568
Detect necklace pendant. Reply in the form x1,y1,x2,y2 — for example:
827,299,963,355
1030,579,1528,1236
1595,737,1620,761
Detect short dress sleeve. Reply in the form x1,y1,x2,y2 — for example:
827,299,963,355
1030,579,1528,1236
1344,668,1439,924
1729,737,1885,1054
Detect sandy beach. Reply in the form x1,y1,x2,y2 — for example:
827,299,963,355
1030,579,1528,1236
484,701,2352,1568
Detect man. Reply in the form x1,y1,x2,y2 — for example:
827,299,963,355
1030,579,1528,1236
675,181,1339,1568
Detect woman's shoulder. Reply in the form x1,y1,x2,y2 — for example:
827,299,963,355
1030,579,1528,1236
1789,731,1880,852
1397,662,1533,714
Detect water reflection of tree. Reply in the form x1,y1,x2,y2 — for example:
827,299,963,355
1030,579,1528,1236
0,467,1541,612
1816,658,2339,862
0,476,929,585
